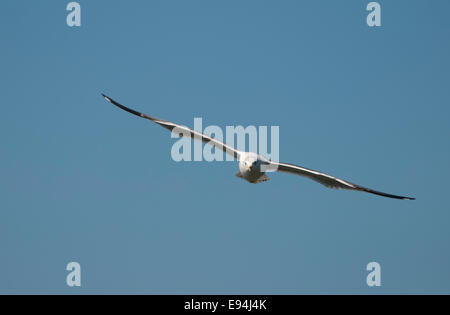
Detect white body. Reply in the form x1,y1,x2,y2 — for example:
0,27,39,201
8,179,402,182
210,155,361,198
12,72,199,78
236,152,270,183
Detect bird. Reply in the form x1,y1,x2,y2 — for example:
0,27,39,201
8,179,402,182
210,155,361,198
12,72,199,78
101,94,415,200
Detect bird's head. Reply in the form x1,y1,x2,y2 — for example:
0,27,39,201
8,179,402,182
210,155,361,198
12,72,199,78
239,152,263,173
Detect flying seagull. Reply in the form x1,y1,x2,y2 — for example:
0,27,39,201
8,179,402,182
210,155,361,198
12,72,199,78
101,94,414,200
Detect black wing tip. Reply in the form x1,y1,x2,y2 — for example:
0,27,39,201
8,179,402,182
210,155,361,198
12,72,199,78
385,194,415,201
360,187,415,200
101,93,116,106
101,93,143,118
375,193,415,201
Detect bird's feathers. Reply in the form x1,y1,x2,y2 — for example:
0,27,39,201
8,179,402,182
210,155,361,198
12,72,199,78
102,93,414,200
270,161,415,200
102,94,240,159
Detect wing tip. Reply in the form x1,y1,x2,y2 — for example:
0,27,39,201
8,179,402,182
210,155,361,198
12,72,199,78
100,93,146,118
365,188,415,200
389,194,415,200
101,93,112,102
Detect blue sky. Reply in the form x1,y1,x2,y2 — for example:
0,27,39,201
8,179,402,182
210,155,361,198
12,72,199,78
1,0,449,294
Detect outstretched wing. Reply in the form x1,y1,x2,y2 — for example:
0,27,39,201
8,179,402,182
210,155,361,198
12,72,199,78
269,161,415,200
102,94,241,159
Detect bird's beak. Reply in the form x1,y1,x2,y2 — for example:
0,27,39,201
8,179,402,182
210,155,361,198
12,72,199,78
248,165,252,171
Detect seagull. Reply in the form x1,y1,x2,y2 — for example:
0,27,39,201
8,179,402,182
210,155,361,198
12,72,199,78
101,94,415,200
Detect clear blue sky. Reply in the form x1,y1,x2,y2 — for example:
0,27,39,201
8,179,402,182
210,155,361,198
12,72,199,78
1,0,449,294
